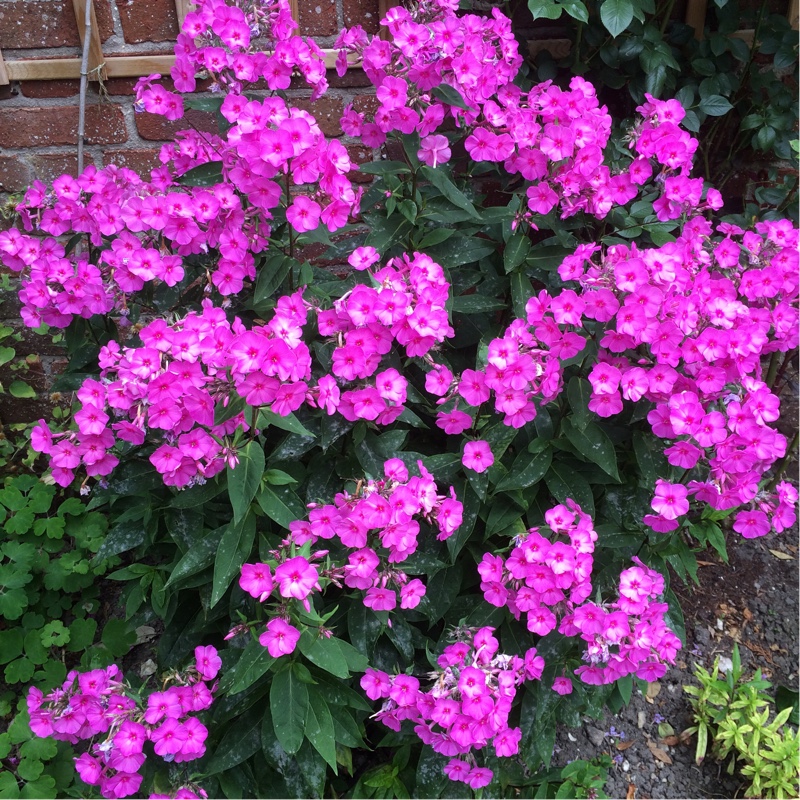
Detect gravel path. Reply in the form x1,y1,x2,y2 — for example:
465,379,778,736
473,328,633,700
552,525,800,799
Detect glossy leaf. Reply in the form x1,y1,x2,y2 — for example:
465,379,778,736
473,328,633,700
210,512,256,608
228,441,265,525
271,665,309,756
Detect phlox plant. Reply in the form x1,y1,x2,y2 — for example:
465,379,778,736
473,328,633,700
26,646,221,799
1,0,797,796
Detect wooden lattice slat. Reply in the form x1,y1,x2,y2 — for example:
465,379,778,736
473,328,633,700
379,0,397,40
72,0,107,80
174,0,195,30
0,49,9,86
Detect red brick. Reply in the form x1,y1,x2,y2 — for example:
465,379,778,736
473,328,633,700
343,0,382,35
0,156,33,193
0,106,127,148
118,0,179,43
20,80,80,99
327,68,373,89
347,145,376,184
103,147,163,176
0,0,114,50
135,109,218,141
298,0,338,37
28,153,94,184
292,96,344,137
353,93,379,116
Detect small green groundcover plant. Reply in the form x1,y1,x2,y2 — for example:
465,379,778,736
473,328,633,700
0,0,797,797
684,644,800,799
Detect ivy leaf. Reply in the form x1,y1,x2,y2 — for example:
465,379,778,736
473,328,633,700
9,381,35,399
228,440,265,525
271,665,309,755
600,0,635,36
698,94,734,116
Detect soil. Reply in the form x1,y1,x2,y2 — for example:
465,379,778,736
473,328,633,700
552,498,799,799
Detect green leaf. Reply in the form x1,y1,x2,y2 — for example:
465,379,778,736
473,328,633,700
258,410,314,437
504,233,531,273
205,705,264,774
496,447,552,492
19,736,56,761
9,381,35,399
562,418,620,481
4,657,34,684
698,94,734,116
305,687,338,773
431,84,471,110
228,441,265,525
528,0,563,19
165,524,226,587
66,618,97,652
257,484,305,529
562,0,590,21
0,770,18,800
298,631,350,678
545,462,594,516
632,430,667,488
600,0,635,36
271,665,309,755
451,295,506,314
211,512,256,608
0,348,15,367
263,469,297,486
177,161,224,187
253,255,293,305
776,685,800,726
101,619,136,658
92,520,145,564
421,165,481,220
0,630,23,664
222,637,276,695
40,621,70,648
567,377,593,430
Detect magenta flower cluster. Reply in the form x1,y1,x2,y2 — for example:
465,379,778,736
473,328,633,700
477,500,680,685
238,457,462,656
27,248,454,488
361,627,541,790
26,646,220,799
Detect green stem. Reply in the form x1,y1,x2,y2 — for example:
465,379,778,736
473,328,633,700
659,0,677,34
765,351,781,387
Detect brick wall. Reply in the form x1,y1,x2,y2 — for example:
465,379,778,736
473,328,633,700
0,0,382,198
0,0,382,431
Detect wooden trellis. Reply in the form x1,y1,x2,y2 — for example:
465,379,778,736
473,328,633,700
0,0,795,86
